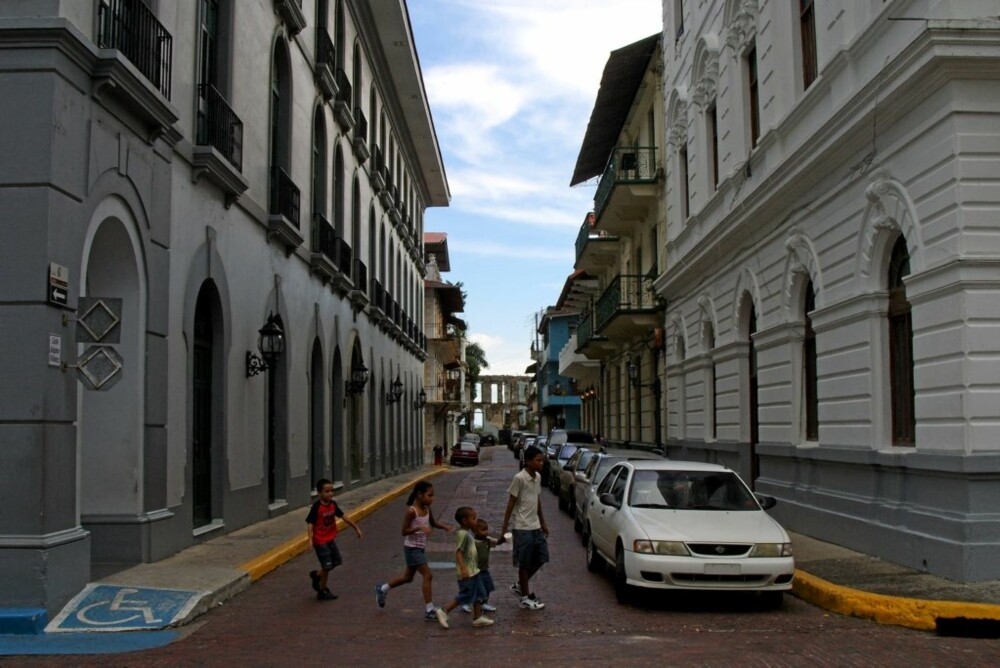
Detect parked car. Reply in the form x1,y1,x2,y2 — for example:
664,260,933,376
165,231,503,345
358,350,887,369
518,436,538,469
481,434,497,447
547,442,583,492
573,450,660,535
544,430,595,488
449,441,480,467
556,447,597,513
583,460,794,606
509,431,524,452
512,432,532,459
529,436,547,470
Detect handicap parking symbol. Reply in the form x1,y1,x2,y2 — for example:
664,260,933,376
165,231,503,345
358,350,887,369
48,584,202,632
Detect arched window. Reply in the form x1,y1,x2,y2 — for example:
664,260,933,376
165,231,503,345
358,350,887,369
335,0,345,68
333,146,345,235
368,205,376,293
803,281,818,441
269,40,294,219
703,319,717,441
353,43,363,112
888,237,915,446
351,176,361,282
369,86,378,148
312,107,327,217
797,0,817,90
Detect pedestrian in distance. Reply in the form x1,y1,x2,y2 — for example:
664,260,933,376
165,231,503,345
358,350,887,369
435,506,494,629
433,443,444,466
307,478,363,601
374,480,453,620
461,518,503,613
500,445,549,610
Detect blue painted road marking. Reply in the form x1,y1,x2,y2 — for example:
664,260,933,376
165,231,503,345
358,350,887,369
48,584,201,632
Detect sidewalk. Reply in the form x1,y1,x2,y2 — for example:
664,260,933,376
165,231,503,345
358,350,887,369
4,451,1000,655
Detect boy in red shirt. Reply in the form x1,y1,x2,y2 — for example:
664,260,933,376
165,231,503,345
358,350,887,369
307,478,363,600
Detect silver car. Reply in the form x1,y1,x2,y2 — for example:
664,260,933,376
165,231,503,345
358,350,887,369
557,447,597,514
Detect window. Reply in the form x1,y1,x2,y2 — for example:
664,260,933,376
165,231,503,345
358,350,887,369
674,0,684,39
333,146,344,235
352,43,363,112
679,143,690,219
800,0,817,89
803,282,818,441
747,43,760,146
708,102,719,188
312,108,327,216
888,237,915,446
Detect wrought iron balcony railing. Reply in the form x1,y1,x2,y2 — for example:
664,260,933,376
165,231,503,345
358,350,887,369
595,274,658,332
269,165,300,226
316,28,335,69
594,146,657,219
575,310,594,350
353,258,367,292
196,84,243,170
97,0,173,99
311,212,336,260
335,68,352,106
354,107,367,141
334,235,352,276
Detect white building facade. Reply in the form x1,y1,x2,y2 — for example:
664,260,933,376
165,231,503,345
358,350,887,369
656,0,1000,581
0,0,447,615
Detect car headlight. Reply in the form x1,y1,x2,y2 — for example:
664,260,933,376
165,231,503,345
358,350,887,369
749,543,793,557
633,540,689,556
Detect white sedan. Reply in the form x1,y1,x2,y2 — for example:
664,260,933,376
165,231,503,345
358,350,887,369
584,460,795,606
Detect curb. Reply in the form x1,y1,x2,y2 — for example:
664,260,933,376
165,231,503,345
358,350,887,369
239,468,448,582
792,569,1000,632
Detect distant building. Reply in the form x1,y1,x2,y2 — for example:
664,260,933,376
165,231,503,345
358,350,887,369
656,1,1000,581
0,0,447,614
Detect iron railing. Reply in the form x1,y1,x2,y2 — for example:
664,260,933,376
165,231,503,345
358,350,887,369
335,67,352,106
354,107,367,142
196,83,243,170
353,258,367,292
575,310,594,349
269,165,300,226
595,274,658,332
371,278,385,311
97,0,173,99
316,28,335,69
594,146,657,218
334,235,352,276
311,213,336,260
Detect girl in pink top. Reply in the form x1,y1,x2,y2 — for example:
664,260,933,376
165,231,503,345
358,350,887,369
374,480,453,621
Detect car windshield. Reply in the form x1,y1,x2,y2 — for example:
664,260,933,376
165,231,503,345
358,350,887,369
627,470,758,511
558,444,579,461
458,443,476,452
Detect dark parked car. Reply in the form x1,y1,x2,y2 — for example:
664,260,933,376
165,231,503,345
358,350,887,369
449,441,480,466
481,434,497,447
548,442,583,492
557,447,597,513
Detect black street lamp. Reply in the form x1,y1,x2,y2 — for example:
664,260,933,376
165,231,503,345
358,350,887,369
386,374,404,405
345,359,369,395
246,313,285,503
413,387,427,410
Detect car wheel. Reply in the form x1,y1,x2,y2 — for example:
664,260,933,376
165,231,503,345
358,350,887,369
614,544,633,604
586,532,602,573
760,591,783,610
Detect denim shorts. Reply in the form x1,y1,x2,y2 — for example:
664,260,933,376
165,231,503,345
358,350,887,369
479,568,495,596
404,546,428,568
454,573,487,606
313,539,342,572
512,529,549,571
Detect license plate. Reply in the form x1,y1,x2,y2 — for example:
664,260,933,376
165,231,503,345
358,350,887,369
704,563,741,575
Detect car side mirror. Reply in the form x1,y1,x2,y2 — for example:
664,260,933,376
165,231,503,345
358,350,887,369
599,492,620,509
755,493,777,510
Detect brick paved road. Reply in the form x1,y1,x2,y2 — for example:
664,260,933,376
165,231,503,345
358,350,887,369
16,448,1000,667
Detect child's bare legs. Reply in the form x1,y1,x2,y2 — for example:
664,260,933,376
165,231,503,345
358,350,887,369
518,564,542,597
387,565,417,589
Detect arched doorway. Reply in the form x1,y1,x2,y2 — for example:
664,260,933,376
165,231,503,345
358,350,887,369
310,339,325,486
348,342,364,483
741,293,760,487
192,283,224,528
887,237,915,446
79,210,145,565
331,346,344,484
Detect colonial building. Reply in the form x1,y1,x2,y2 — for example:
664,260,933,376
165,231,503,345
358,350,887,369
0,0,447,615
472,374,533,436
567,33,667,449
656,0,1000,581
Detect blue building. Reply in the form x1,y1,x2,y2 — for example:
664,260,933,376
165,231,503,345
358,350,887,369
535,308,582,434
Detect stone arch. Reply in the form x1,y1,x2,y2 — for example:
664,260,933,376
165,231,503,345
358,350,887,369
668,311,688,362
724,0,759,53
856,170,924,292
732,266,763,339
697,294,719,351
691,34,720,108
782,232,824,319
667,86,689,152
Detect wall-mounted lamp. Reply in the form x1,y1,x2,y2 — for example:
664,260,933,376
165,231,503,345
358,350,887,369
386,374,404,405
246,313,285,378
413,387,427,410
345,359,370,395
628,354,661,393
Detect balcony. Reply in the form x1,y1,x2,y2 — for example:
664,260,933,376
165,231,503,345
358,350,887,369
274,0,306,35
314,29,338,99
193,84,248,204
94,0,178,141
309,213,337,282
574,212,619,273
330,235,353,294
268,166,303,252
388,185,402,226
594,146,659,235
559,331,600,382
370,146,386,193
368,278,387,326
350,258,369,309
352,107,369,162
379,171,395,210
333,69,355,132
594,273,662,342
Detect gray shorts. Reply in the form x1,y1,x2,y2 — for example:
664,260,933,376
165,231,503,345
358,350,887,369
404,546,428,568
314,539,342,572
511,529,549,571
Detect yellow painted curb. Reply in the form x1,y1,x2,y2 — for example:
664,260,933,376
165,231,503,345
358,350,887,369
239,468,447,582
793,568,1000,631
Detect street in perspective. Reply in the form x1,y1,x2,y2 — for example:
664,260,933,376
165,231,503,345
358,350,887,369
10,449,1000,666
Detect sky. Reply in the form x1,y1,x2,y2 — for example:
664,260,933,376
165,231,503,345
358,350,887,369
409,0,663,375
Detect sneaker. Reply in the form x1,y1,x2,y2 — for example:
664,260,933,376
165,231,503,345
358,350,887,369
435,608,449,629
510,583,522,597
424,610,438,621
460,604,472,613
375,583,387,608
520,595,544,610
472,616,495,627
482,603,497,612
309,571,321,593
317,588,338,601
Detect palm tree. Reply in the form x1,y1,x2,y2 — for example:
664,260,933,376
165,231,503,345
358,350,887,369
465,341,489,392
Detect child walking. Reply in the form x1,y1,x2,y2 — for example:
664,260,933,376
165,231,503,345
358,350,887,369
375,480,453,620
501,445,549,610
436,506,493,629
306,478,363,601
462,518,502,613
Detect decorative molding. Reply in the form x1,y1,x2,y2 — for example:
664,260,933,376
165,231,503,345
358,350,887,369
725,0,759,53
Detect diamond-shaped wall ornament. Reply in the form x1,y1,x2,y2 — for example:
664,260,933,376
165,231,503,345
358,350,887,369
77,297,122,344
76,345,124,391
